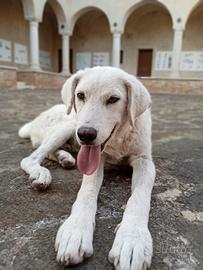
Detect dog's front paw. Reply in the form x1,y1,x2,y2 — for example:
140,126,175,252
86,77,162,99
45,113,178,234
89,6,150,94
55,215,94,266
29,167,52,190
109,225,152,270
21,157,52,190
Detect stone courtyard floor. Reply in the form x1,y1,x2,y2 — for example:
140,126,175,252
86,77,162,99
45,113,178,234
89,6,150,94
0,89,202,270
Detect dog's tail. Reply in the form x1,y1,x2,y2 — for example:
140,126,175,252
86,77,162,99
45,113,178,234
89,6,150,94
18,121,32,138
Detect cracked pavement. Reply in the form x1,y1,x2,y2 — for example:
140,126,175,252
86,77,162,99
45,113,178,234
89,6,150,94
0,89,202,270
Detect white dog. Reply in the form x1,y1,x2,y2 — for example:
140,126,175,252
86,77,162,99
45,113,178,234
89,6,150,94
19,67,155,270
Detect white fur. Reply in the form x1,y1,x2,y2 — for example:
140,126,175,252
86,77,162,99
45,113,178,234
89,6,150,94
19,67,155,269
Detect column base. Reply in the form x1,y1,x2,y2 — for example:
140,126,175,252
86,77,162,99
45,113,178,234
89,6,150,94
29,66,42,72
60,70,71,77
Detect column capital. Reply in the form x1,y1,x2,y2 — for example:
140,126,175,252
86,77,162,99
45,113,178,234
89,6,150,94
29,20,39,27
110,21,123,35
112,30,122,35
26,16,41,23
59,23,72,36
60,31,71,37
172,26,185,32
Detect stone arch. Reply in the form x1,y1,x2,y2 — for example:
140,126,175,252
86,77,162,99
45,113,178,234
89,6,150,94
70,6,111,34
121,0,173,33
122,1,173,77
180,0,203,78
183,0,203,51
0,0,29,67
185,0,203,28
39,0,64,72
21,0,67,25
41,0,67,26
70,7,112,72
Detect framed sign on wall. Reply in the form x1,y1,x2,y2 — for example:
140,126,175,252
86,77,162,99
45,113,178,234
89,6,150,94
40,50,52,70
180,51,203,71
0,39,12,62
92,52,109,66
155,51,172,71
15,43,28,65
76,52,91,71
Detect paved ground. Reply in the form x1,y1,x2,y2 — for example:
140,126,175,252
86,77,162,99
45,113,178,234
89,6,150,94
0,88,202,270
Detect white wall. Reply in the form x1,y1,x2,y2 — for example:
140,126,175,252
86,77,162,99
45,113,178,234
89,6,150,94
0,0,61,72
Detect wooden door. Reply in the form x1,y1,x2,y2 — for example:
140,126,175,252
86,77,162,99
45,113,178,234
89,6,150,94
137,49,153,77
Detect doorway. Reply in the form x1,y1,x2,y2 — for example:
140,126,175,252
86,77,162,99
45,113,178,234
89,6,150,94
137,49,153,77
58,49,73,73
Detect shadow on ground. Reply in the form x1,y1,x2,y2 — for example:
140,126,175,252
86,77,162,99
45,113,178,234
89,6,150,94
0,89,202,270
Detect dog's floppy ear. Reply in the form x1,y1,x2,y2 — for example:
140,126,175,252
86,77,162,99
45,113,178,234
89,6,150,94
124,74,151,126
61,70,83,114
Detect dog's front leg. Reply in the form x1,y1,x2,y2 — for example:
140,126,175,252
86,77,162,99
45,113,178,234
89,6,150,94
109,157,155,270
55,157,104,266
21,122,75,190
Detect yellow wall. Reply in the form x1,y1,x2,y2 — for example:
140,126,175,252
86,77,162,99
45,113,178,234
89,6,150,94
70,10,112,72
181,5,203,78
0,0,29,68
0,0,61,72
39,3,61,72
122,4,173,77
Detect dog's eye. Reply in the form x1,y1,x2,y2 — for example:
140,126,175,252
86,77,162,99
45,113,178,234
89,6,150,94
77,92,85,101
106,96,120,105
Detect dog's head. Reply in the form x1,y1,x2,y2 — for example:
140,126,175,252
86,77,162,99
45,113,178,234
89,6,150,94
61,67,151,175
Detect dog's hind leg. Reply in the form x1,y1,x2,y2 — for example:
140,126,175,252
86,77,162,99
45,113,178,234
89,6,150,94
21,120,76,190
48,150,75,169
18,121,32,139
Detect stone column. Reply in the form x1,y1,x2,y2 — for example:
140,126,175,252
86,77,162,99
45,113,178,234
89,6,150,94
112,31,121,68
61,33,70,74
29,20,40,70
171,28,184,78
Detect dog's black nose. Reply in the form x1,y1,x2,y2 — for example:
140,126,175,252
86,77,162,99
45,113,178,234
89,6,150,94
77,127,97,144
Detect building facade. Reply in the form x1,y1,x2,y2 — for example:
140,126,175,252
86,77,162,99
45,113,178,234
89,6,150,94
0,0,203,89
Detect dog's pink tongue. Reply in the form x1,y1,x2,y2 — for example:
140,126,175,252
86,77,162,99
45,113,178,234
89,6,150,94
77,145,101,175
